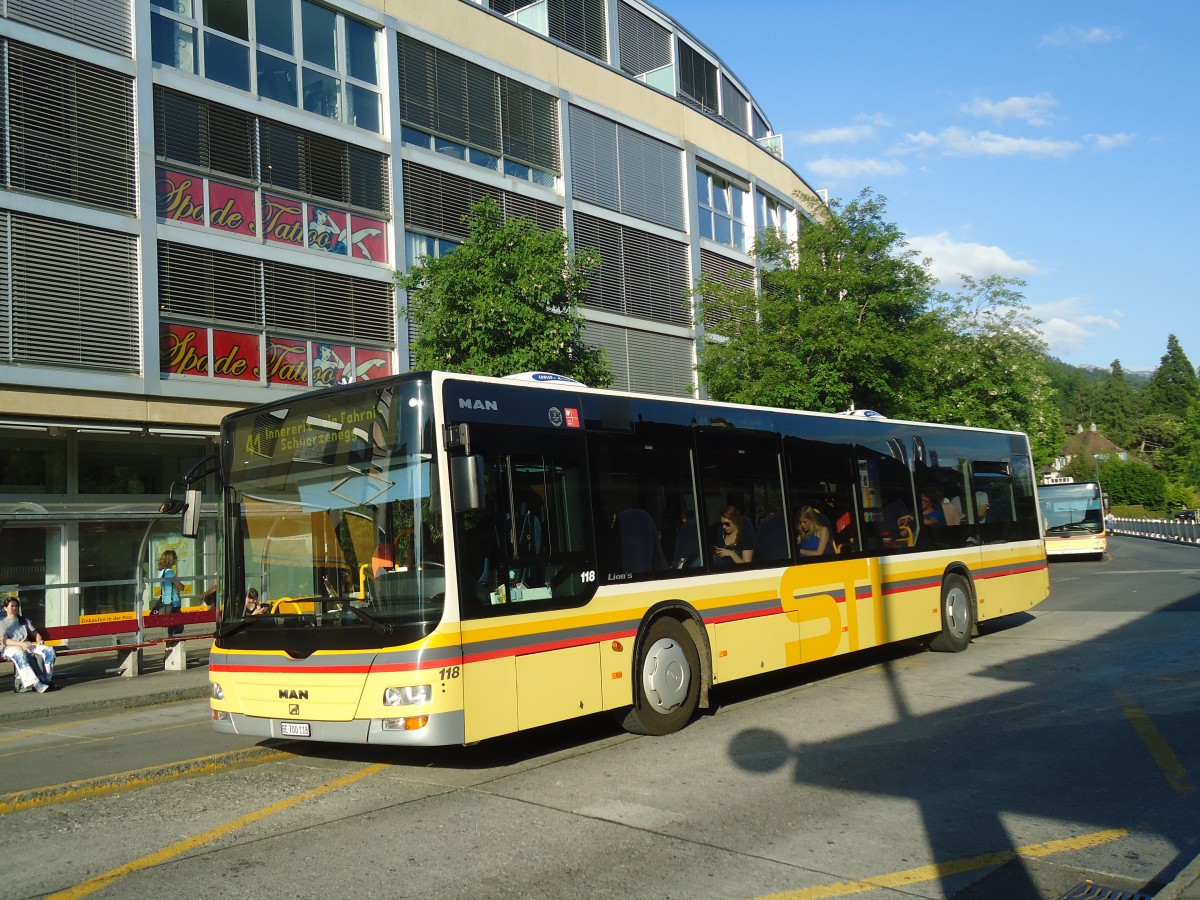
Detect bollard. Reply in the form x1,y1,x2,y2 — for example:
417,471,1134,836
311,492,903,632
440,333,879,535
164,642,188,672
115,640,142,678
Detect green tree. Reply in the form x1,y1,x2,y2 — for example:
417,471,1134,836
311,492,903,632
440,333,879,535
917,275,1061,465
1097,457,1166,511
1094,360,1138,447
1169,394,1200,489
397,198,612,386
1142,334,1199,418
1045,357,1102,432
696,189,938,413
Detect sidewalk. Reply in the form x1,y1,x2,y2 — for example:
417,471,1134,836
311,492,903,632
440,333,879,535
0,639,212,725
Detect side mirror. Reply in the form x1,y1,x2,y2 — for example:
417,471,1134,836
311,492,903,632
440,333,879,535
159,497,186,515
181,488,202,538
450,455,485,512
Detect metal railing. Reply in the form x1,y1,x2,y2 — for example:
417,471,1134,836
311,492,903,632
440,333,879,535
1110,517,1200,545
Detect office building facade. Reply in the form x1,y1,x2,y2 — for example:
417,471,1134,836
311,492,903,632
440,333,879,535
0,0,820,623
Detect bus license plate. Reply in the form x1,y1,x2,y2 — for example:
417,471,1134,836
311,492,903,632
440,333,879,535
280,722,310,737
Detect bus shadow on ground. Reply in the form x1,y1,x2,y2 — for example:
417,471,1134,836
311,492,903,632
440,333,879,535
723,542,1200,898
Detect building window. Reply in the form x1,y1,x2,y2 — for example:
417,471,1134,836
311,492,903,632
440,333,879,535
397,35,560,188
490,0,608,63
154,87,390,215
400,160,563,242
617,1,671,80
755,190,791,240
2,211,140,372
568,105,685,231
405,232,459,265
574,213,691,327
150,0,382,133
3,41,137,213
676,39,717,116
696,168,746,251
720,75,748,133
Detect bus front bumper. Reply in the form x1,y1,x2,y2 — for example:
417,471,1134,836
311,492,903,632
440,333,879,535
212,708,467,746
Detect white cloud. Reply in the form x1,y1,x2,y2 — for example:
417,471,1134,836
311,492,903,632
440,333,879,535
1086,132,1135,150
895,127,1079,158
1028,297,1122,357
961,93,1058,126
908,232,1046,284
1039,25,1122,48
795,113,892,145
805,157,907,180
797,124,878,145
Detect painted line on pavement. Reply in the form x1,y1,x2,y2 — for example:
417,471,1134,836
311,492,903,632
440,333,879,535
1117,686,1196,795
49,761,389,899
757,828,1128,899
0,745,292,815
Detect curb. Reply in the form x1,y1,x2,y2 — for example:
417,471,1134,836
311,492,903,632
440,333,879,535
1157,851,1200,899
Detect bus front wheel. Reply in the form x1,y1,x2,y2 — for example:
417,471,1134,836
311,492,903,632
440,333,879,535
620,617,701,736
929,574,974,653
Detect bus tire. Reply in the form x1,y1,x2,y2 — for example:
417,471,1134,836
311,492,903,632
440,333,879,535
929,574,973,653
620,617,701,736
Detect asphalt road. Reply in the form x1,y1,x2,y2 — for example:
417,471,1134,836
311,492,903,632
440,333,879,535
2,535,1199,900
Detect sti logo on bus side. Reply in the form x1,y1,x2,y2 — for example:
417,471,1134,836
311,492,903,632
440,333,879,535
459,398,498,411
279,689,309,699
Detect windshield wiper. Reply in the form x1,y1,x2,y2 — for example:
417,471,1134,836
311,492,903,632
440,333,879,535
345,604,394,636
217,617,265,639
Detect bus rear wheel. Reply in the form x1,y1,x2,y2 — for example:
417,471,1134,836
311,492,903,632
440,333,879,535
620,617,701,736
929,574,974,653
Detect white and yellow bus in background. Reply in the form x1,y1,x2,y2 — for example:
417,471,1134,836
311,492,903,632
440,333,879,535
199,371,1050,746
1038,479,1108,559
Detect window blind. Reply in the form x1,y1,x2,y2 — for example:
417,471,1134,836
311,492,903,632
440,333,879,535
7,42,135,213
5,0,132,56
10,214,139,371
616,1,670,76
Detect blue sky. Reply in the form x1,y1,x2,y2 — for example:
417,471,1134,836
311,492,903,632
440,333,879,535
651,0,1198,374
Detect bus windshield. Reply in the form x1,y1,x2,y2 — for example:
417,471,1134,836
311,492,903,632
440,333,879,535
219,379,443,644
1039,482,1104,535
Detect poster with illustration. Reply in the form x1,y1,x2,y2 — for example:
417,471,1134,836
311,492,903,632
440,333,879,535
311,342,353,386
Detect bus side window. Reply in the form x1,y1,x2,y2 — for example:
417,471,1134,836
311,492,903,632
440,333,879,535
857,450,916,553
783,436,859,560
695,428,784,571
587,427,695,582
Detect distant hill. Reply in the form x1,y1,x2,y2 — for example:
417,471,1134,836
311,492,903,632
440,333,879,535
1047,357,1151,388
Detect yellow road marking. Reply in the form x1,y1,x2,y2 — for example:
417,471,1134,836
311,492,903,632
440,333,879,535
757,828,1128,899
1117,686,1195,794
50,762,388,899
0,746,291,815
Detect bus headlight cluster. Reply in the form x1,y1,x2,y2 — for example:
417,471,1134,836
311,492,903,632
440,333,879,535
384,685,432,706
211,682,224,701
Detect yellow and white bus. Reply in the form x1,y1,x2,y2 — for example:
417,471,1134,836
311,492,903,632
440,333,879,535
1038,480,1107,559
201,371,1049,745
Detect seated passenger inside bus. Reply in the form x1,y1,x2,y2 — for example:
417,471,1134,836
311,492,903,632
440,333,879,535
712,506,754,566
795,506,832,557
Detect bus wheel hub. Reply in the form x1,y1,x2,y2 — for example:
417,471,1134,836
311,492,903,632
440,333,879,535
643,638,689,713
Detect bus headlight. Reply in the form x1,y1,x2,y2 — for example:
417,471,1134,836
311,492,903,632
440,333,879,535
384,685,432,706
211,682,224,701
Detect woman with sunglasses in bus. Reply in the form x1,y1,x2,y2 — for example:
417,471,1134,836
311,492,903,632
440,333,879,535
713,506,754,566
